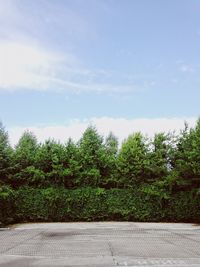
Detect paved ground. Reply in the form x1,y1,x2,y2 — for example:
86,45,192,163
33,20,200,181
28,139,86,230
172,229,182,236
0,222,200,266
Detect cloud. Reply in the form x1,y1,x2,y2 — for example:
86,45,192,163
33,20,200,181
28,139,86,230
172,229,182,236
0,40,140,93
9,117,197,146
0,1,143,94
0,0,91,42
179,64,195,73
0,41,65,91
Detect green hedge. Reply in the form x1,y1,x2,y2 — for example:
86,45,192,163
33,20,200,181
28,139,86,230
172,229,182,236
0,186,15,226
166,191,200,222
1,187,200,225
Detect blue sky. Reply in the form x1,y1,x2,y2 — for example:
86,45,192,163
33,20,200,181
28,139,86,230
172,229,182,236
0,0,199,144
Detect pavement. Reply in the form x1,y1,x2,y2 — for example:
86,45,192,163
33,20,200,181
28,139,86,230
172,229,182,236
0,222,200,266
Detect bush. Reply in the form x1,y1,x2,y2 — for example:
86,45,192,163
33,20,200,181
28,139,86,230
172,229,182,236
9,187,200,224
0,186,15,226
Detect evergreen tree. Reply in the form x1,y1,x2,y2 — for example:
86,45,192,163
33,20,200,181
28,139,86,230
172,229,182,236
173,119,200,189
118,132,149,187
12,131,39,187
147,133,174,181
63,138,80,188
77,126,105,187
0,122,12,185
102,132,119,188
35,139,67,186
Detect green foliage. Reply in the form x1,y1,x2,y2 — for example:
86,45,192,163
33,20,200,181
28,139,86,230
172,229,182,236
77,126,106,187
0,185,15,225
105,132,118,155
102,132,119,188
1,119,200,225
0,122,13,185
147,133,174,181
0,186,197,225
63,138,80,188
33,139,80,187
166,190,200,222
14,131,38,168
118,132,149,187
172,119,200,189
12,131,39,187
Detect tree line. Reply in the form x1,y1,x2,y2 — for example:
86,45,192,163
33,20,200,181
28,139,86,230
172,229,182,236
0,120,200,225
0,120,200,191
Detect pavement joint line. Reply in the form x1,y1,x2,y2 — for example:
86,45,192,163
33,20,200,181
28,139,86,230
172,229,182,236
0,254,47,259
161,236,199,258
1,230,44,254
108,242,119,266
167,229,200,245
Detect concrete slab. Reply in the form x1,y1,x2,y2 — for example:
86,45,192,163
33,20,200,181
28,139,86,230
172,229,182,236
0,222,200,266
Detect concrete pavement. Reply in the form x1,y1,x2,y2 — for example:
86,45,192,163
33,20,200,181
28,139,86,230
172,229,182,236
0,222,200,266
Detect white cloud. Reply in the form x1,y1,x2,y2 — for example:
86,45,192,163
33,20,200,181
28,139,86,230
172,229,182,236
0,41,64,91
0,1,143,94
0,0,139,93
9,117,198,146
179,64,194,73
0,41,139,93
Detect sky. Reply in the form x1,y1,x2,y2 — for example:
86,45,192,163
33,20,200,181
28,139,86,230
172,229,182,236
0,0,199,145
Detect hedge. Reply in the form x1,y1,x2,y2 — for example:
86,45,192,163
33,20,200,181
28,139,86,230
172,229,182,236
1,187,200,225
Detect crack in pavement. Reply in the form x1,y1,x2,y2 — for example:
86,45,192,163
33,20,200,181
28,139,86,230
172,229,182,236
108,241,119,266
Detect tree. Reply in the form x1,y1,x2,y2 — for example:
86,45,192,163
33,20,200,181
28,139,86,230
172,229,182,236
12,131,39,187
77,126,105,187
14,131,38,168
172,119,200,189
117,132,149,187
63,138,80,188
102,132,119,188
105,132,118,156
0,122,12,185
35,139,67,186
147,133,174,181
